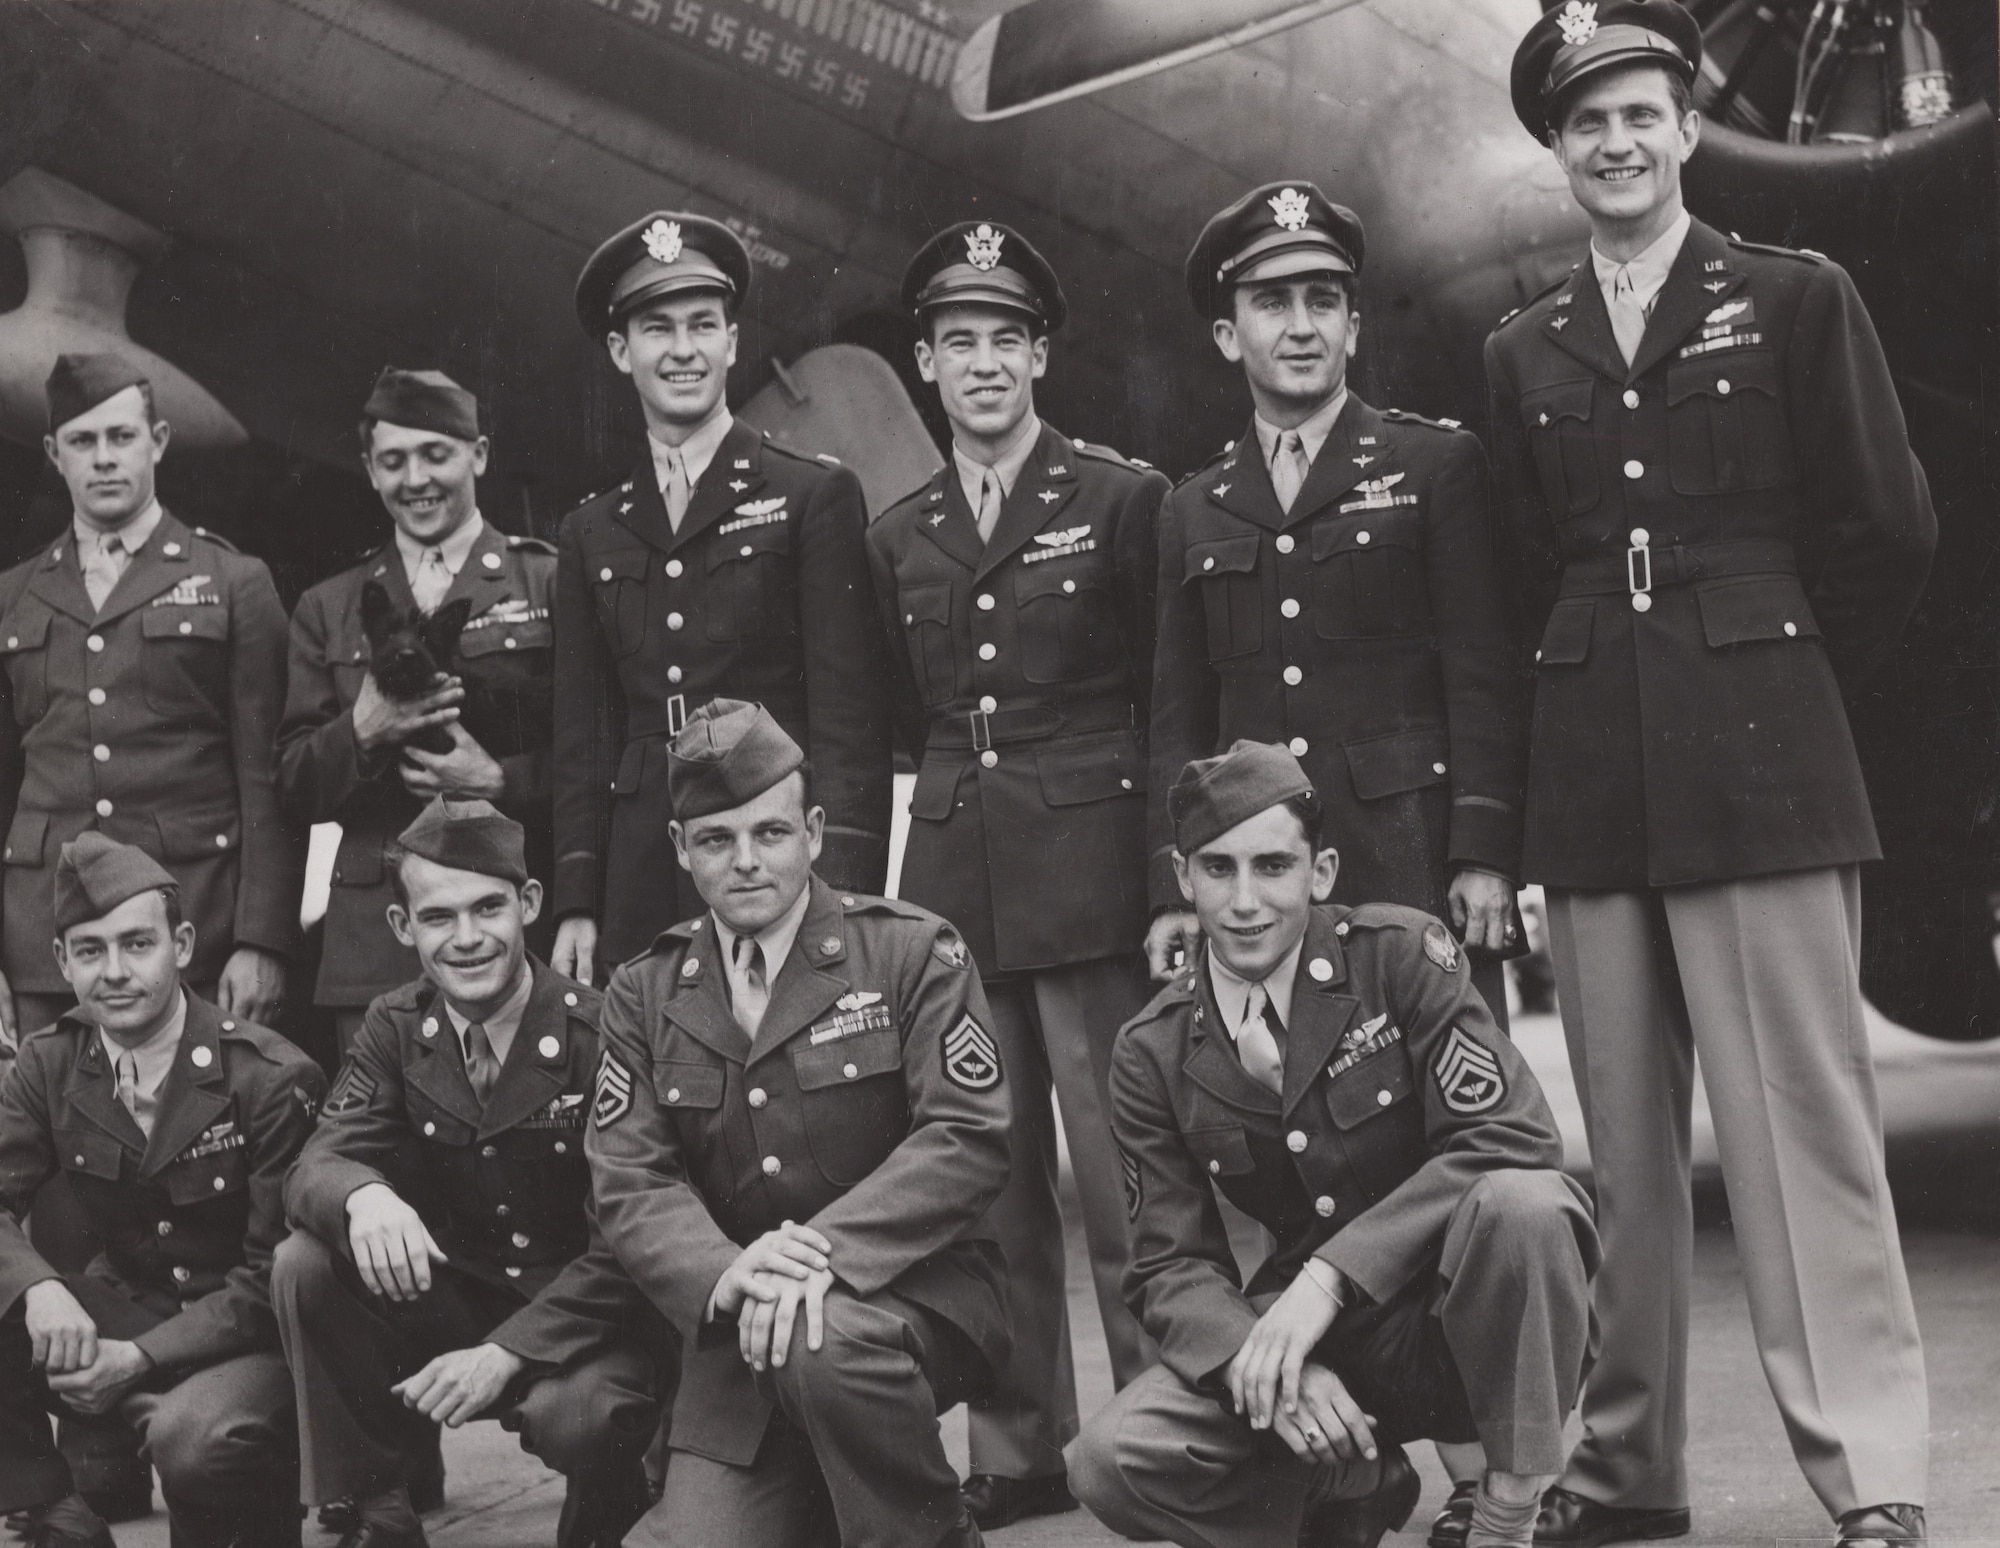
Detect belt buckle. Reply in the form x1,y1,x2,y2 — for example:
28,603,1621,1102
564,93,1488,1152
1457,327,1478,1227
1626,542,1653,596
969,709,991,752
667,693,688,736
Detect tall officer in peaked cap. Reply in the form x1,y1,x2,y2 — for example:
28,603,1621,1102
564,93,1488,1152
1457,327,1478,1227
0,834,325,1547
1066,742,1596,1548
1485,7,1934,1546
1146,186,1527,1045
552,212,894,984
274,798,666,1548
279,368,560,1054
866,219,1167,1525
588,700,1013,1548
0,355,298,1046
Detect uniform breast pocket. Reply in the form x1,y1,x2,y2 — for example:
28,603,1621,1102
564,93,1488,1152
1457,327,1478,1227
1183,534,1262,662
0,611,51,725
1666,351,1791,495
705,523,798,642
897,582,958,708
654,1059,735,1198
164,1143,250,1207
1695,574,1823,650
791,1028,908,1187
1520,380,1601,516
1014,563,1122,683
409,1101,476,1149
140,606,231,718
1182,1123,1255,1184
1323,1054,1425,1201
1311,510,1428,639
56,1129,125,1187
589,549,651,659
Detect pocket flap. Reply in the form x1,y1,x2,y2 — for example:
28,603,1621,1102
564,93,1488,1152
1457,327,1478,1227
4,810,48,868
1325,1054,1416,1130
706,520,791,570
1696,575,1822,647
164,1149,247,1204
1343,725,1450,801
58,1130,125,1181
1667,348,1779,406
1522,379,1595,427
1013,564,1100,602
0,613,50,652
141,607,230,642
155,811,240,864
655,1061,726,1111
456,618,552,659
792,1027,902,1091
1184,534,1259,584
593,548,652,585
1183,1123,1254,1178
331,826,384,888
613,739,651,797
1312,511,1418,561
1537,598,1595,666
1036,734,1143,807
898,582,951,628
908,757,965,822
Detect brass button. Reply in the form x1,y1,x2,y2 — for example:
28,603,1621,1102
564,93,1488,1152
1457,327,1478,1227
157,1220,172,1236
1203,556,1216,571
976,593,995,610
666,559,684,577
424,1122,436,1136
1283,666,1302,686
1630,528,1650,546
1308,957,1333,982
1276,534,1295,554
1377,1090,1394,1107
505,1266,522,1278
1287,1131,1308,1153
599,567,614,582
666,611,684,631
1715,378,1732,395
1623,389,1640,409
762,1156,782,1177
1623,459,1644,480
88,688,105,705
1062,579,1076,594
667,665,683,684
173,1266,191,1283
748,1088,767,1108
481,1145,498,1158
86,634,104,652
512,1232,530,1249
980,750,998,768
979,694,997,713
1433,761,1448,775
843,1063,859,1079
1280,598,1300,619
1632,593,1654,612
96,798,113,817
496,1204,512,1218
1315,1196,1336,1217
1355,531,1371,546
211,1176,226,1192
1207,1159,1221,1174
1288,737,1308,756
1784,622,1798,637
978,642,997,660
666,1088,682,1104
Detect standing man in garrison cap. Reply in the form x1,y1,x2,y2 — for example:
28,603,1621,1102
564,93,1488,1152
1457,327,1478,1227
1146,185,1526,1045
1487,6,1933,1545
279,367,560,1054
275,797,665,1548
0,833,325,1548
552,211,892,984
0,353,297,1048
589,699,1011,1548
866,219,1166,1527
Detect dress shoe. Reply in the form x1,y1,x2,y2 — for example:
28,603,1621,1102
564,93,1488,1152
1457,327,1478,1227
320,1446,446,1535
1302,1445,1422,1548
1836,1504,1926,1547
8,1495,115,1548
960,1471,1078,1529
335,1521,431,1548
1535,1486,1690,1548
1428,1479,1481,1548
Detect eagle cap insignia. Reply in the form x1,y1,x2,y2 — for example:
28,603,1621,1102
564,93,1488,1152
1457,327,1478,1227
965,223,1005,271
1556,0,1598,46
1268,187,1311,232
643,218,684,265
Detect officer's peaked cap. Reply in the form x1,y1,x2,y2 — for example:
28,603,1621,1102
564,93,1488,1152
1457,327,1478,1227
395,797,529,887
363,367,480,443
46,353,151,434
902,220,1068,333
1186,183,1364,319
575,211,752,336
668,700,806,821
1512,0,1701,137
53,831,178,936
1170,740,1319,856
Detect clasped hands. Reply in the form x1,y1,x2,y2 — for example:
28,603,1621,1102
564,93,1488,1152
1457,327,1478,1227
1226,1262,1380,1469
23,1279,151,1415
711,1220,835,1374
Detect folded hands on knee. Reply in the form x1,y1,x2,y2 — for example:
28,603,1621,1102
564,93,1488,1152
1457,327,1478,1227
26,1284,151,1414
709,1220,836,1372
1227,1266,1378,1467
394,1342,526,1427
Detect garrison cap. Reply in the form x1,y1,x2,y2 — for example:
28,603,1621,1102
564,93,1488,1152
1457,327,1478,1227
575,211,752,337
667,699,805,821
53,832,178,936
1169,740,1318,856
1511,0,1701,136
395,797,529,886
46,353,151,434
1185,183,1364,319
363,367,480,443
902,221,1068,333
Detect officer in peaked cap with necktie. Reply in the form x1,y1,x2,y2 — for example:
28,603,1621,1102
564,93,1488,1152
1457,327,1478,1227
1487,6,1934,1545
551,212,893,987
865,220,1169,1527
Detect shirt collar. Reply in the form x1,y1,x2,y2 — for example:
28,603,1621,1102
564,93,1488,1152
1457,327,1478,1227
1253,388,1348,474
98,987,188,1095
952,412,1042,510
394,510,485,588
649,405,735,499
1591,207,1693,311
1205,935,1305,1043
73,497,165,559
442,960,534,1068
712,882,814,987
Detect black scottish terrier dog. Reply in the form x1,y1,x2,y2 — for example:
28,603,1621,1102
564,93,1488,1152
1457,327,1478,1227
359,579,549,761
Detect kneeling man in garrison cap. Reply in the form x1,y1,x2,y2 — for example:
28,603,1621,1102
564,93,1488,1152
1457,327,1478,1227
1067,742,1597,1548
0,834,324,1547
274,799,667,1548
589,699,1012,1548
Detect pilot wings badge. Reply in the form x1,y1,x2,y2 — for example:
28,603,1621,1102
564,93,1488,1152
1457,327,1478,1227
720,496,789,535
1021,524,1097,564
1342,471,1412,514
1705,299,1751,326
1557,1,1598,46
1036,526,1090,548
965,223,1005,271
836,991,883,1013
643,219,683,264
1268,187,1311,232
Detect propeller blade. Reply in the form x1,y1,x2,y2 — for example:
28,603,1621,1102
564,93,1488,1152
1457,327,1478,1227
952,0,1362,121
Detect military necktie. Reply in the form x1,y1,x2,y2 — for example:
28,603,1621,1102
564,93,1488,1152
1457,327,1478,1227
463,1021,500,1105
663,445,693,530
81,533,127,612
731,933,769,1041
973,467,1004,544
1608,266,1650,366
1271,430,1310,514
1236,982,1286,1096
411,546,452,615
114,1049,154,1137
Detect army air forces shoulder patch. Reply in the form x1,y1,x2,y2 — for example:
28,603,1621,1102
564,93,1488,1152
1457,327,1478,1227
1423,924,1461,974
1434,1026,1506,1115
932,928,970,971
593,1049,634,1128
1120,1144,1142,1221
943,1015,1002,1091
324,1063,376,1118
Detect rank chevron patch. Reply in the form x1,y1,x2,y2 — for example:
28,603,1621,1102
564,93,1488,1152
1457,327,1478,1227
593,1049,634,1128
1434,1026,1505,1115
943,1016,1003,1091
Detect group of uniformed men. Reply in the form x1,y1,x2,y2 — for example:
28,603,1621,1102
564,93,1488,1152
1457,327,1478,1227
0,4,1939,1547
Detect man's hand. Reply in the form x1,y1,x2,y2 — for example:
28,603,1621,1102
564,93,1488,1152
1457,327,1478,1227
217,946,286,1025
739,1265,835,1373
1144,910,1203,982
711,1222,833,1323
400,722,506,801
393,1343,525,1428
46,1339,152,1415
345,1182,448,1301
1229,1264,1367,1450
1447,868,1517,954
552,916,598,987
1270,1362,1378,1466
352,672,462,757
23,1280,97,1374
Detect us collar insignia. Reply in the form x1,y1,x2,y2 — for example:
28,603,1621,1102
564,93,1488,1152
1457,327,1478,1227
1353,453,1374,468
1550,315,1570,330
1268,187,1311,232
729,479,748,492
1557,0,1598,46
965,223,1005,271
1211,483,1231,498
1704,280,1729,292
643,218,683,264
1037,488,1061,504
